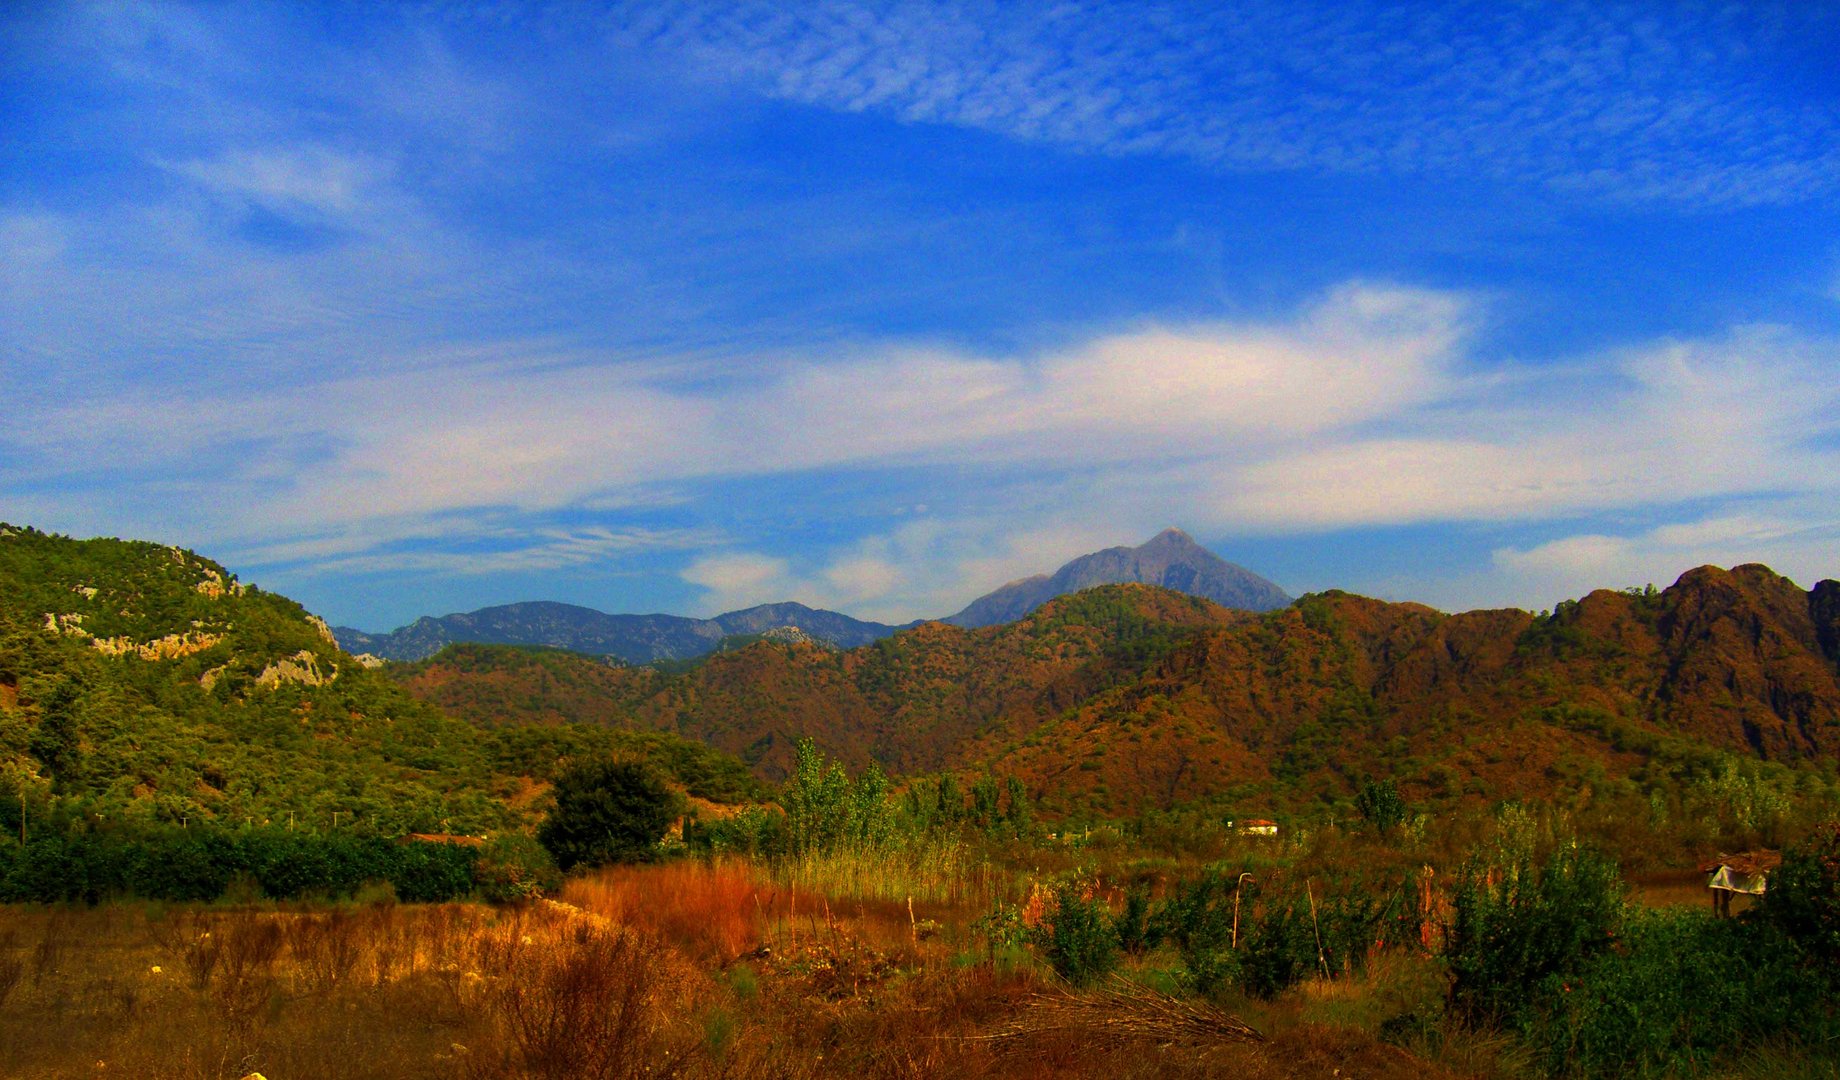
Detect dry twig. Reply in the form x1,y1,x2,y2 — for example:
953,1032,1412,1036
977,976,1265,1059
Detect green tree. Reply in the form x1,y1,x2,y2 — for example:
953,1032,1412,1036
1354,778,1407,833
26,677,84,787
537,760,683,871
1761,818,1840,964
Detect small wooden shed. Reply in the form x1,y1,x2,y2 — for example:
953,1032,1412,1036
1699,850,1780,916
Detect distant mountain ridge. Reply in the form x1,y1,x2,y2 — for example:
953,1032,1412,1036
339,528,1288,662
944,527,1290,628
334,600,918,664
394,565,1840,815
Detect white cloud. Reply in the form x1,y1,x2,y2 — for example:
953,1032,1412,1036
1491,511,1840,609
678,516,1160,621
171,145,388,217
10,277,1840,619
1219,327,1840,531
622,1,1840,207
680,552,791,611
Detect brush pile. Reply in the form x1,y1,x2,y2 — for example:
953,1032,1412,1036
982,977,1265,1059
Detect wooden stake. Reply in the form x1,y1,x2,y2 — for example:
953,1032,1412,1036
1307,879,1329,979
1232,872,1253,949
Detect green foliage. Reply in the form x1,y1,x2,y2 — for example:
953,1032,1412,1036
1760,818,1840,964
1235,897,1316,999
1446,843,1626,1027
780,739,894,855
1525,908,1836,1078
483,722,761,804
1112,882,1157,957
1355,777,1408,833
0,823,478,903
537,759,683,871
1153,867,1248,996
1035,877,1119,986
473,832,562,902
682,806,787,858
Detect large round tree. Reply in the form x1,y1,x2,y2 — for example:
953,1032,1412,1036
537,759,683,871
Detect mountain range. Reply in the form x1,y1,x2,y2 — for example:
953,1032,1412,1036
334,600,920,664
336,528,1289,662
392,565,1840,818
10,521,1838,831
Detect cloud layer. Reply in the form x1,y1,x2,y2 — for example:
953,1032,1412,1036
4,3,1839,626
8,263,1837,618
626,0,1840,207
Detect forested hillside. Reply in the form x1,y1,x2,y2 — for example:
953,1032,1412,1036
396,565,1840,825
0,525,757,839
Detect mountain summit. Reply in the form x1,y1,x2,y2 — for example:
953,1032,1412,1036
944,528,1290,628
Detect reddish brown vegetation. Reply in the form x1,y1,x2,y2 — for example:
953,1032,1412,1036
398,565,1840,816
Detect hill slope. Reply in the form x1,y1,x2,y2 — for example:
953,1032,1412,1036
0,525,758,835
336,599,915,663
395,565,1840,816
945,527,1290,627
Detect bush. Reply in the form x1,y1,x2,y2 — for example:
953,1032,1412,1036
1112,882,1158,957
1446,843,1625,1027
0,825,479,903
1524,908,1830,1078
1153,868,1246,996
1355,778,1408,833
1760,818,1840,964
538,759,684,872
1237,900,1316,999
1036,878,1119,986
475,832,563,902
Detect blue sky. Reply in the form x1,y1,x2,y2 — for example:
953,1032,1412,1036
4,1,1839,631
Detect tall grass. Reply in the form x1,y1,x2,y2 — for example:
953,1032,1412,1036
562,859,768,963
776,833,992,906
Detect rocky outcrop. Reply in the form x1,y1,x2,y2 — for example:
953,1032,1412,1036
90,630,224,661
255,649,332,689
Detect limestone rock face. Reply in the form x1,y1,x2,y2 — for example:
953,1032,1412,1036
256,649,332,689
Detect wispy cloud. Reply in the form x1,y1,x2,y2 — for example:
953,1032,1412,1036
9,276,1839,615
619,0,1840,207
1491,510,1840,610
167,145,388,218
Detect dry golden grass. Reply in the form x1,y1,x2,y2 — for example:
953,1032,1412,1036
0,856,1470,1080
561,859,769,964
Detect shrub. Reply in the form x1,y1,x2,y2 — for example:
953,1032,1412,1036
474,832,562,902
1112,882,1158,957
1760,818,1840,964
1445,843,1625,1027
1036,878,1119,986
1355,778,1408,833
472,923,688,1080
1523,908,1828,1078
780,739,894,855
1153,868,1245,996
538,759,684,872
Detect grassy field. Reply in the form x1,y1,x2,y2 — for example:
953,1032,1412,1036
2,816,1833,1080
0,855,1517,1080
